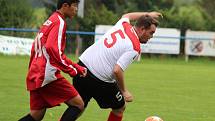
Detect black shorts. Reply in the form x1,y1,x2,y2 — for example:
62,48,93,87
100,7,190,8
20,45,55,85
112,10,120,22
73,61,125,109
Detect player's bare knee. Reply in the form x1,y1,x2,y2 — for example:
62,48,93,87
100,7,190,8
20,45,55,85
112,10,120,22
66,95,85,111
75,101,84,111
118,105,126,113
74,97,84,111
30,109,46,121
112,105,126,114
69,101,84,111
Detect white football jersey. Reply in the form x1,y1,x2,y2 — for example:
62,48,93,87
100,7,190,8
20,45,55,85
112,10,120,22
79,18,141,83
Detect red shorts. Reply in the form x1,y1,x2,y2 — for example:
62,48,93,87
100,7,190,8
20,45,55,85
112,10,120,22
30,78,78,110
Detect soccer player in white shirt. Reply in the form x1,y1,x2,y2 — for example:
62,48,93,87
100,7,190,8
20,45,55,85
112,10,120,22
73,12,162,121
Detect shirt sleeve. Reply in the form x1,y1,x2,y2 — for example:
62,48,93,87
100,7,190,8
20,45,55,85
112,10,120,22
45,20,78,77
116,51,139,71
115,18,130,26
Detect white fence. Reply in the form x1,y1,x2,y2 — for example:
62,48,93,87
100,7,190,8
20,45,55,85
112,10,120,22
0,35,33,55
185,30,215,56
0,27,215,58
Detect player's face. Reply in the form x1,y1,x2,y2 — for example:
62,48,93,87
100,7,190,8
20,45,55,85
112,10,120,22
65,3,78,19
139,24,156,44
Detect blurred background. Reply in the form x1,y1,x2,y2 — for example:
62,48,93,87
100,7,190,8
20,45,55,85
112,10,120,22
1,0,215,58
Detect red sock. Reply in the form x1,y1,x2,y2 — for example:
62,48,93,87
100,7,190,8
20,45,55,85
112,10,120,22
107,111,123,121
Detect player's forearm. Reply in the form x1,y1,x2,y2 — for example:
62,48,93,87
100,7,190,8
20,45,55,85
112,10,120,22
45,45,78,76
122,11,163,21
122,12,149,21
59,54,86,76
113,64,125,92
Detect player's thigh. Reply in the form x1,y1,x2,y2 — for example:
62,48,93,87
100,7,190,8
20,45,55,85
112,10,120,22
73,75,92,107
41,78,79,107
30,89,50,110
93,81,125,109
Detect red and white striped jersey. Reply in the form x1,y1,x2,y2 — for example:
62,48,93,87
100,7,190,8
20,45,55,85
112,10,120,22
26,11,79,91
79,18,141,83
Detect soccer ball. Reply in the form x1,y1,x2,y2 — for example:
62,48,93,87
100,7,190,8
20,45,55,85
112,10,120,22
145,116,163,121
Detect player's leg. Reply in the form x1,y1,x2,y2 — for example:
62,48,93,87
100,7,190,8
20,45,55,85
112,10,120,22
92,79,126,121
30,109,46,121
18,114,35,121
107,91,126,121
108,105,125,121
107,85,126,121
19,89,47,121
19,109,46,121
46,77,88,121
63,72,93,121
59,94,84,121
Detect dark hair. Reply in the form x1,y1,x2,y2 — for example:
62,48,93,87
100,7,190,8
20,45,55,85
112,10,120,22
135,15,159,29
57,0,80,9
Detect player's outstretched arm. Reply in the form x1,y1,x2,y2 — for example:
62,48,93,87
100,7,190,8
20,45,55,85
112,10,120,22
121,11,163,21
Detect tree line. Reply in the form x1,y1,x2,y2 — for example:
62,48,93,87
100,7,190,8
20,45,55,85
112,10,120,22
1,0,215,53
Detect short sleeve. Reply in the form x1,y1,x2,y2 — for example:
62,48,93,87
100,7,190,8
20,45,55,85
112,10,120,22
115,18,130,26
116,51,139,71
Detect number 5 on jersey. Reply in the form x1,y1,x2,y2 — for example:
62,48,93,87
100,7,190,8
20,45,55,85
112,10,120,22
104,29,125,48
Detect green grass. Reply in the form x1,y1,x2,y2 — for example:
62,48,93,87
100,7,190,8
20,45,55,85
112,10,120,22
0,54,215,121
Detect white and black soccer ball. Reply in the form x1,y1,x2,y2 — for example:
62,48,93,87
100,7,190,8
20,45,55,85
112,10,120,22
145,116,163,121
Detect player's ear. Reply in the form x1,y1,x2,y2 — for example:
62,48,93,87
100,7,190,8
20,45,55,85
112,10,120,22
141,26,145,31
138,26,145,33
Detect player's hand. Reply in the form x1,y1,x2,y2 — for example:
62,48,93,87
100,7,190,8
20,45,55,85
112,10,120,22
148,11,163,19
80,68,87,77
74,64,87,77
122,90,133,102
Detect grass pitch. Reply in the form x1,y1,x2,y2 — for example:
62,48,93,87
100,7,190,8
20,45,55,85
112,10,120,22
0,54,214,121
